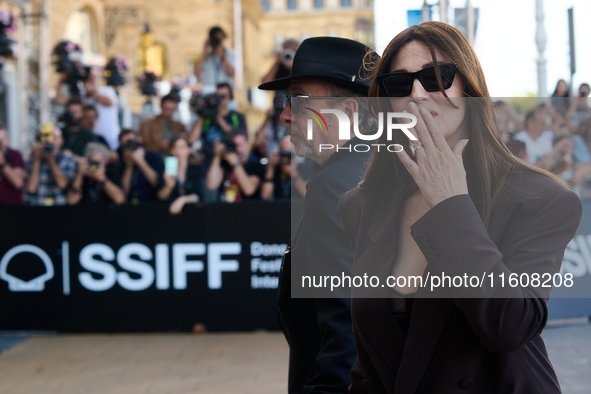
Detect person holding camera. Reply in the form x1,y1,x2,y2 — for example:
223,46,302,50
260,38,299,86
25,124,77,206
55,70,120,150
157,135,202,214
67,142,125,205
116,129,164,204
0,124,25,205
60,98,98,157
261,136,293,201
193,26,235,93
206,133,265,203
189,83,247,165
139,94,186,155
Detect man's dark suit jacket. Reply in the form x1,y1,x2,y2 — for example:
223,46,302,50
338,171,582,394
278,138,371,393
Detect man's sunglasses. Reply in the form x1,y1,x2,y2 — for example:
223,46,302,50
283,94,329,113
377,63,457,97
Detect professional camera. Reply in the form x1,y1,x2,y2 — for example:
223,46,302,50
52,41,91,97
88,159,100,172
197,94,225,118
209,30,221,49
39,123,54,156
281,48,295,63
279,150,291,166
220,134,236,153
123,139,141,152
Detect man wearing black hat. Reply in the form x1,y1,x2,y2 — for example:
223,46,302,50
259,37,378,393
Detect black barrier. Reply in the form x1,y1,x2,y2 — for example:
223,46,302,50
0,203,291,332
0,199,589,331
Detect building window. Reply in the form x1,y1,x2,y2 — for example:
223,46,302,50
287,0,297,11
341,0,352,7
262,0,271,12
314,0,324,9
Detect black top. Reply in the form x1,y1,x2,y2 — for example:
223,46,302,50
62,126,97,156
167,164,203,201
79,165,122,204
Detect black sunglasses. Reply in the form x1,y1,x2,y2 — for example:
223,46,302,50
377,63,457,97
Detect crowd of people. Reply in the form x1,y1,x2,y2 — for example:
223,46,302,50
496,80,591,195
0,26,315,214
1,24,591,212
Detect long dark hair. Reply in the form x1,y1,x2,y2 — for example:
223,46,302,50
360,21,563,227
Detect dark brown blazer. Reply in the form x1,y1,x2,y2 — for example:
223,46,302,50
338,171,582,394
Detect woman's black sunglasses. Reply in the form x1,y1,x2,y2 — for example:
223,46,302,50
377,63,457,97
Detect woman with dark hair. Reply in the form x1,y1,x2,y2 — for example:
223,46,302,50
551,79,570,116
157,134,202,214
338,21,582,393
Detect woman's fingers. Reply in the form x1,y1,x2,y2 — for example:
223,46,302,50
418,105,449,152
395,144,419,177
452,138,470,158
406,102,436,153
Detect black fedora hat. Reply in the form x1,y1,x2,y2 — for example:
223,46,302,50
258,37,378,94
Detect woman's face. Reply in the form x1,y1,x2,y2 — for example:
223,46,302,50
388,40,468,147
171,138,190,159
556,80,567,95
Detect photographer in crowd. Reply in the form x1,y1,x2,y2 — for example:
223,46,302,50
139,94,185,155
0,123,25,205
117,129,164,204
60,98,97,157
68,142,125,205
189,83,247,203
206,133,264,203
260,38,299,86
25,124,77,206
82,105,119,164
261,136,292,201
157,135,202,214
55,69,120,150
254,95,289,157
194,26,235,93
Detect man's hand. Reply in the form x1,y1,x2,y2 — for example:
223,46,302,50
163,173,177,189
84,78,97,97
87,164,107,183
268,151,279,168
212,45,225,58
123,149,135,168
223,151,239,167
131,147,146,165
213,140,226,157
32,144,43,162
75,156,89,175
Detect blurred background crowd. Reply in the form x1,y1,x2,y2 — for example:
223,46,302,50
0,0,590,214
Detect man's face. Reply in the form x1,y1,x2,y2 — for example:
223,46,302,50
161,100,177,119
0,129,8,152
280,79,347,165
52,128,64,149
233,134,249,158
216,86,231,109
68,104,84,123
82,109,98,129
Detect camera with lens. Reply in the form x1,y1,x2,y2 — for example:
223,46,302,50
197,94,225,118
57,110,76,130
88,159,100,172
280,150,291,166
123,139,141,152
209,30,221,49
220,134,236,153
40,123,54,156
281,48,295,63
